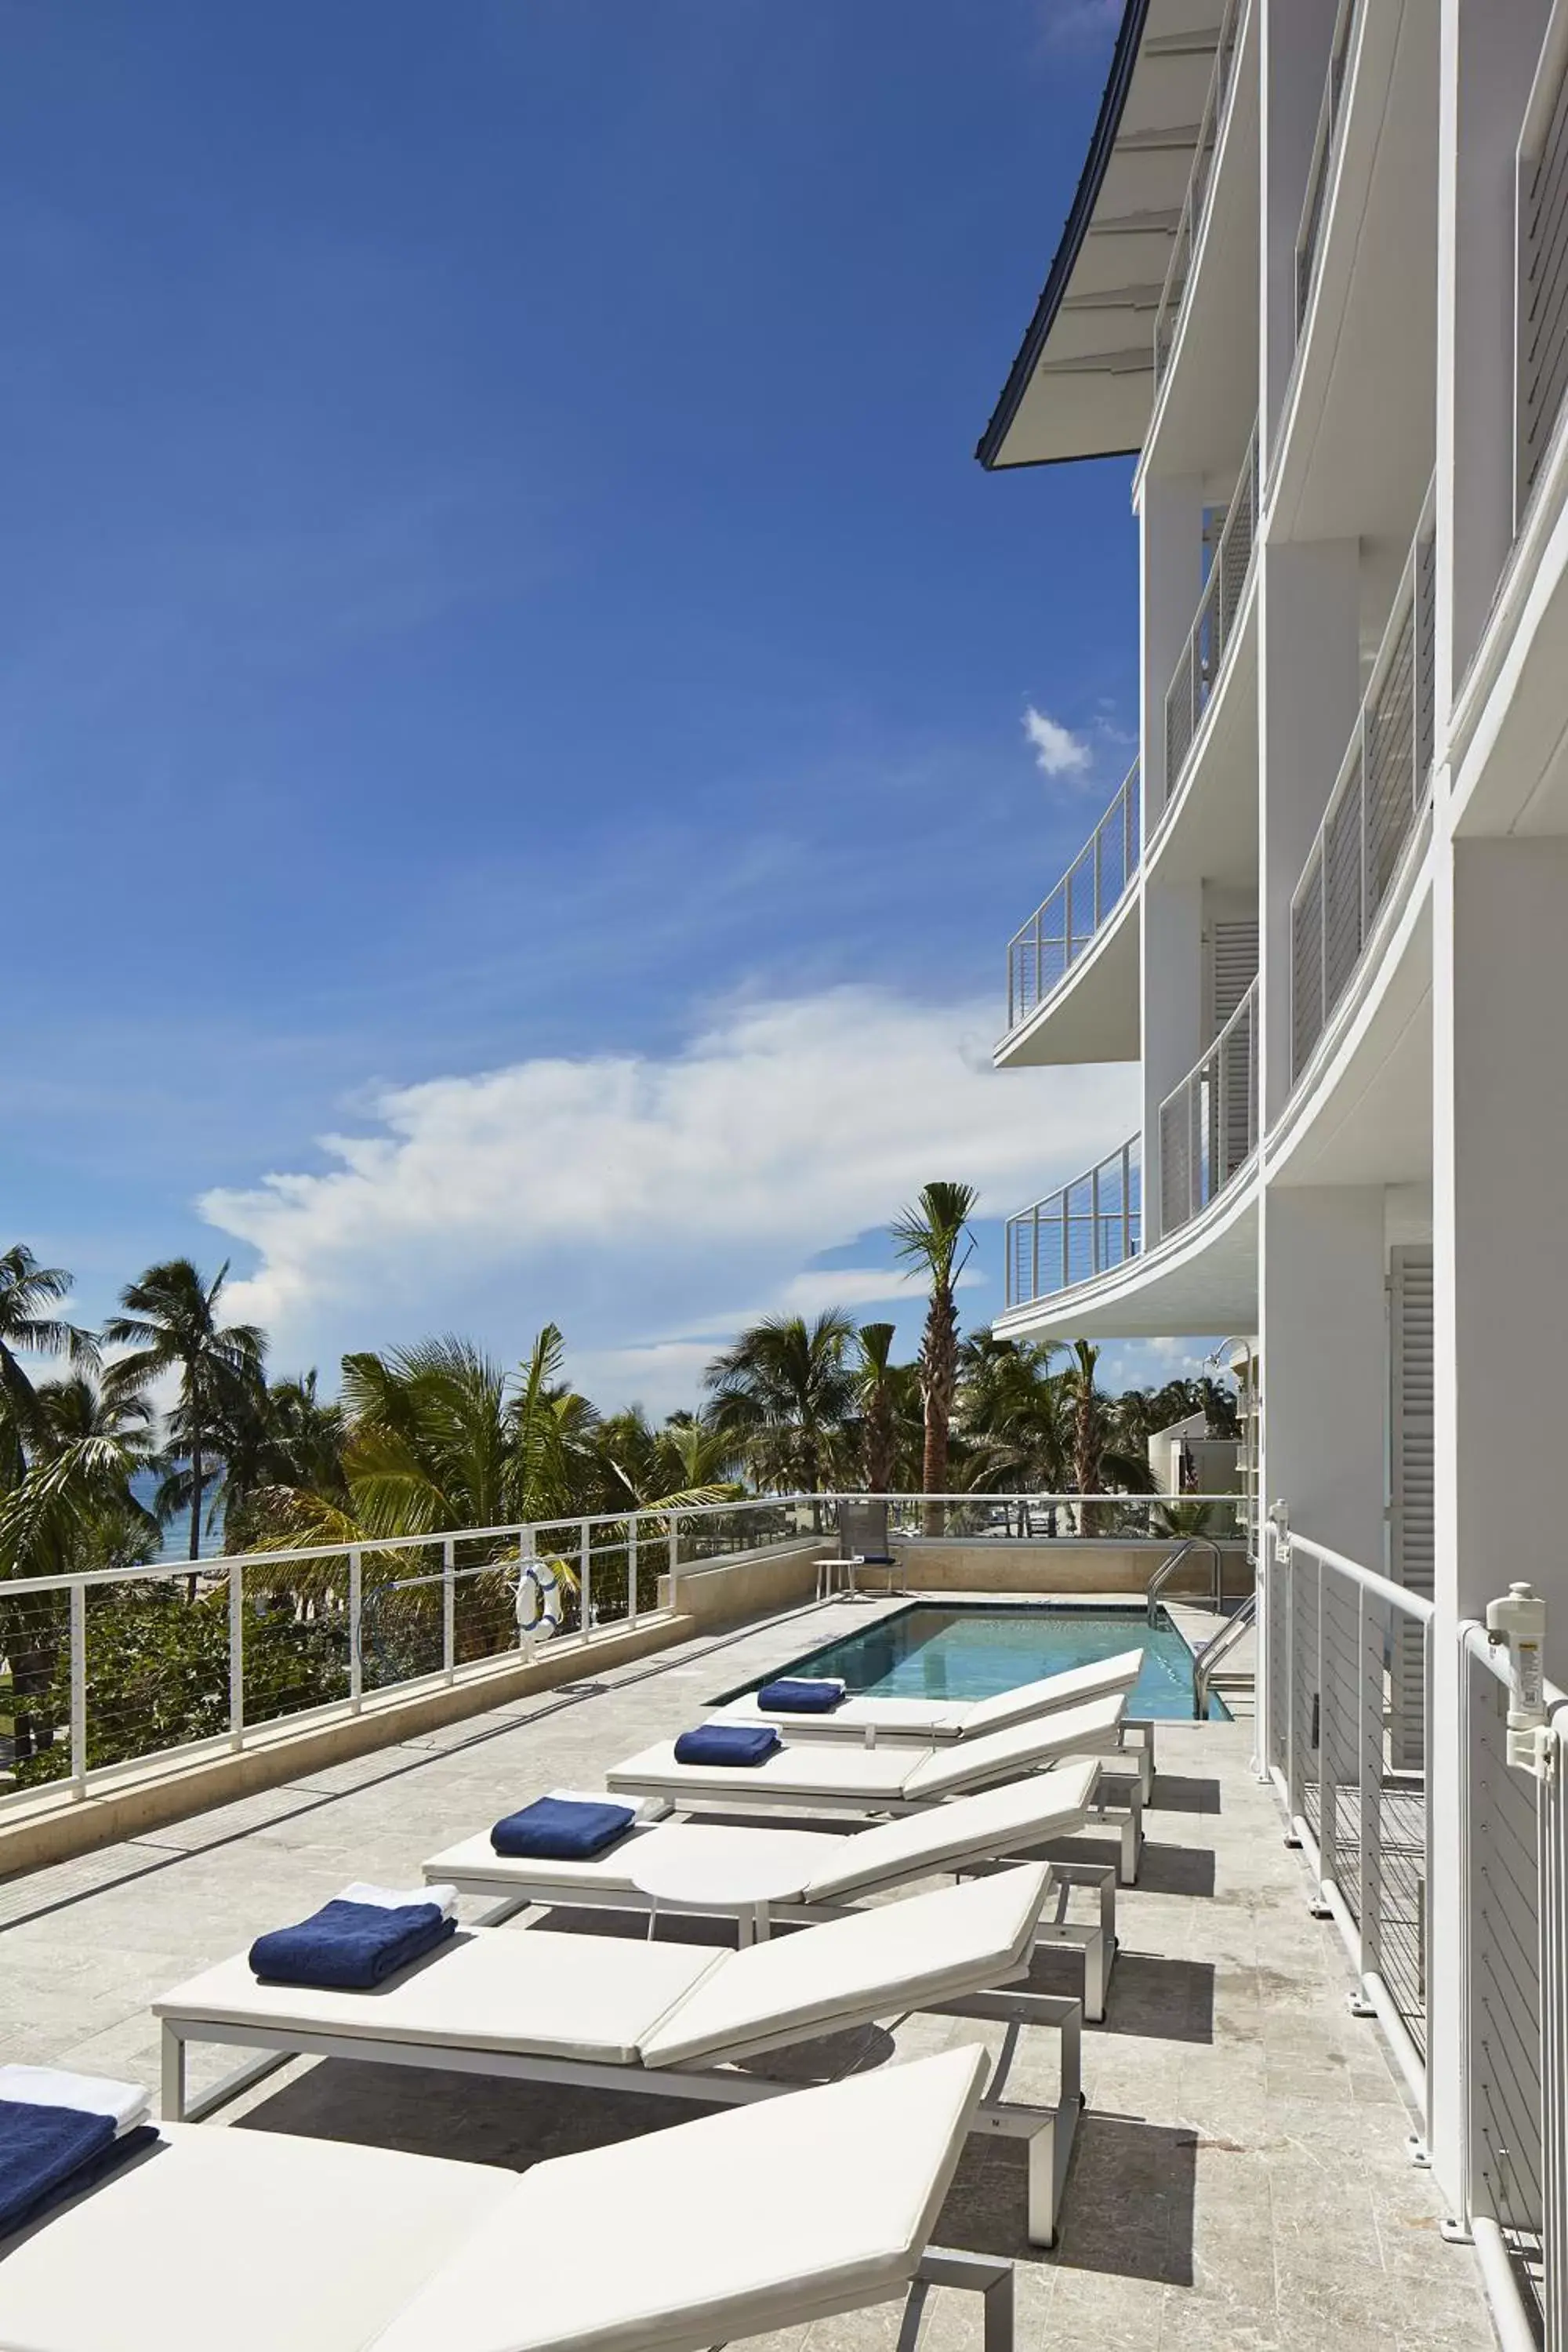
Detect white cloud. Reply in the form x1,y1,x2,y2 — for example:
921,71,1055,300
201,984,1137,1411
1036,0,1120,52
1023,705,1092,779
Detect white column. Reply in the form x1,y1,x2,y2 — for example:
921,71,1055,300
1257,538,1361,1126
1437,0,1547,706
1142,874,1203,1242
1140,470,1205,826
1429,830,1568,2200
1260,0,1339,464
1259,1185,1388,1559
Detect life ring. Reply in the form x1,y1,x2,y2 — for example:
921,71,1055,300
516,1556,563,1639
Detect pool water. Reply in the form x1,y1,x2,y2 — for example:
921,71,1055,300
727,1602,1226,1722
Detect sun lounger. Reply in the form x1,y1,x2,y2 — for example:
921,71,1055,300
0,2048,1018,2352
718,1647,1149,1756
155,1864,1083,2245
607,1693,1145,1880
423,1759,1119,2017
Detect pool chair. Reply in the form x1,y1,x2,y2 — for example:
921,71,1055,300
423,1759,1119,2018
155,1864,1083,2246
0,2048,1018,2352
606,1692,1146,1882
717,1646,1150,1760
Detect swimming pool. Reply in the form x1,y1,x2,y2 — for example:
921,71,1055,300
723,1601,1226,1721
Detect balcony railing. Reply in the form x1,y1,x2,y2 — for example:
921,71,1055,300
1161,419,1259,819
1294,0,1359,337
1004,1134,1141,1309
1516,16,1568,521
1004,762,1141,1033
1290,484,1436,1083
1159,977,1258,1237
1152,0,1243,388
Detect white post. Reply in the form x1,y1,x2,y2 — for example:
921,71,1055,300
579,1519,592,1639
442,1537,456,1682
668,1512,681,1615
69,1581,86,1798
229,1562,244,1751
349,1548,363,1712
627,1515,639,1630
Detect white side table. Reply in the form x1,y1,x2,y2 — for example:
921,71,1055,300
814,1552,865,1601
629,1824,827,1947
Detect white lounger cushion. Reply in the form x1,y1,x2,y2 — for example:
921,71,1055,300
0,2124,518,2352
157,1867,1051,2077
900,1693,1127,1798
0,2050,989,2352
379,2046,989,2352
639,1861,1047,2067
156,1927,724,2066
424,1821,840,1900
800,1757,1100,1900
721,1647,1144,1741
608,1690,1126,1807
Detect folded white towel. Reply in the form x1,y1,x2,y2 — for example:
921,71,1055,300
0,2064,151,2138
547,1787,670,1827
338,1881,458,1921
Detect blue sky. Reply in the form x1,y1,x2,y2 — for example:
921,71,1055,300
1,0,1203,1406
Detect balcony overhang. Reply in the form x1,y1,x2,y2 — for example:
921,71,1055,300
977,1,1225,470
995,1167,1258,1341
994,870,1142,1068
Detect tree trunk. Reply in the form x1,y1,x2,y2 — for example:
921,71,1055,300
187,1432,203,1602
920,1282,956,1537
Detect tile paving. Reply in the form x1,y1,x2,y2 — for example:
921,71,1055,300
0,1590,1497,2351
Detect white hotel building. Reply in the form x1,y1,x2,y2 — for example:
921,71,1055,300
979,0,1568,2328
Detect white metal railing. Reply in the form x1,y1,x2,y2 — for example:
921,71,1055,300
0,1495,823,1811
1516,12,1568,524
1005,762,1140,1033
1160,419,1259,817
1294,0,1359,336
1004,1134,1142,1308
1158,977,1258,1237
1152,0,1244,387
1262,1523,1435,2141
1290,481,1436,1083
0,1486,1250,1811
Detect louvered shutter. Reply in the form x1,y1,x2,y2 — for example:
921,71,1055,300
1388,1246,1435,1769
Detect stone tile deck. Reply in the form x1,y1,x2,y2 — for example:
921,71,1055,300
0,1592,1494,2352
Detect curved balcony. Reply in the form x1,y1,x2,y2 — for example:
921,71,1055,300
1158,419,1260,830
1004,1135,1141,1311
1159,978,1258,1240
1290,485,1436,1087
997,764,1141,1068
1152,0,1245,390
1294,0,1359,343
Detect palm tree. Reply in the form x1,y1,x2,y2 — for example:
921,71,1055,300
0,1244,98,1486
956,1334,1072,1513
890,1181,978,1531
704,1312,858,1493
1058,1341,1155,1528
853,1323,903,1494
103,1260,265,1578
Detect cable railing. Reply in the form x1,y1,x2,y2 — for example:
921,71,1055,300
1290,481,1436,1083
0,1486,1254,1811
0,1496,824,1809
1158,976,1258,1239
1263,1521,1434,2125
1294,0,1359,336
1152,0,1244,387
1516,13,1568,523
1160,419,1259,818
1004,1134,1141,1309
1004,762,1140,1034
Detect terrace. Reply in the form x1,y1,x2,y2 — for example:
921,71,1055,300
0,1519,1496,2352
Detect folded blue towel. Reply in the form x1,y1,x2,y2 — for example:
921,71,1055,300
492,1796,636,1860
758,1678,848,1714
249,1899,456,1990
0,2101,159,2241
673,1723,782,1766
